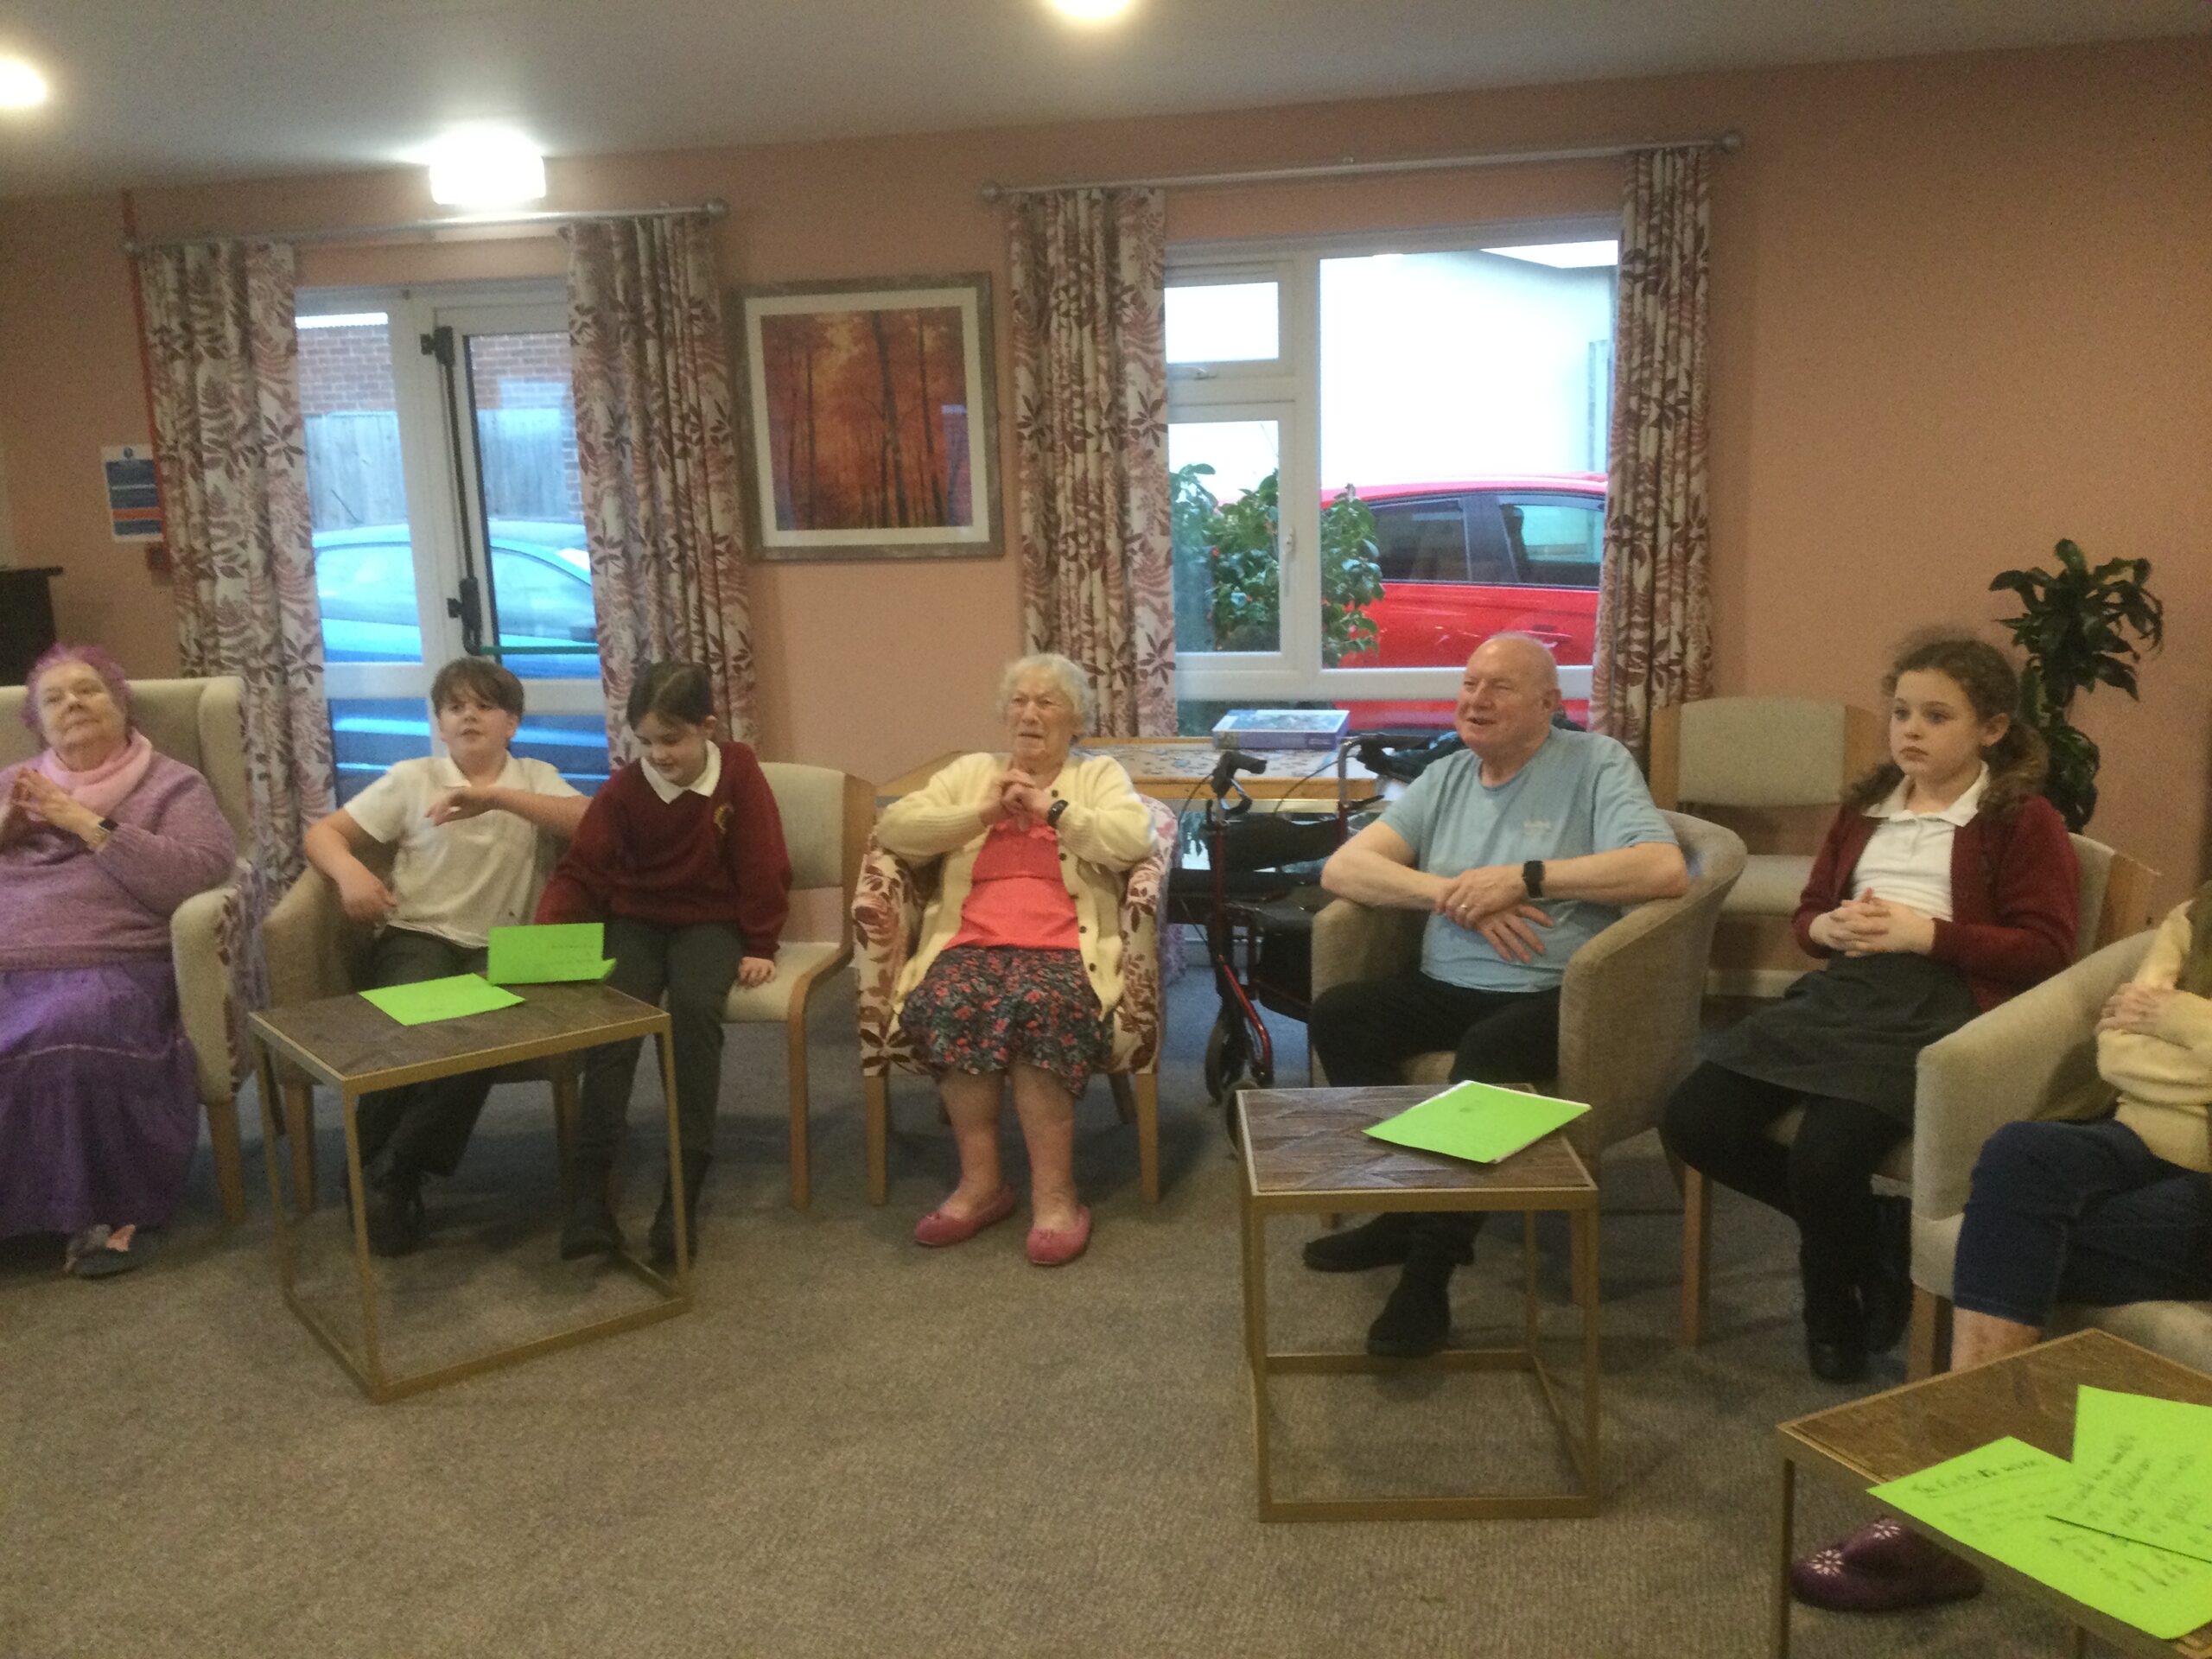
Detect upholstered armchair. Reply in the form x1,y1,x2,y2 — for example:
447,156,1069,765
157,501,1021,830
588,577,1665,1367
855,795,1177,1205
1306,810,1747,1177
0,675,256,1224
1678,832,2160,1346
1904,929,2212,1376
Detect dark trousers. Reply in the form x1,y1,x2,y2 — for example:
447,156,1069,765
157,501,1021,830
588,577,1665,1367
1954,1117,2212,1326
357,928,497,1178
1308,973,1563,1262
1659,1061,1908,1336
578,918,744,1165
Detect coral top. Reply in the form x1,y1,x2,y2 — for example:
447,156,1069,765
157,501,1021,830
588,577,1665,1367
945,818,1080,950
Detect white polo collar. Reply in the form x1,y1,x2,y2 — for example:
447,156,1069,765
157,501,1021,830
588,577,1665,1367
1871,763,1987,826
642,741,721,804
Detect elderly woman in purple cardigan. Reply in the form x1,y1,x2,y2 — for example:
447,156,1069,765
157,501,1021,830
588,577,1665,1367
0,645,235,1276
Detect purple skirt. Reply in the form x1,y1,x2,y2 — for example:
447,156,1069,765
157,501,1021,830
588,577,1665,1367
0,960,200,1237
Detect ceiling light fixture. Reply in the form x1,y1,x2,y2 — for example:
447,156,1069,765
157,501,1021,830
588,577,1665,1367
1047,0,1135,22
0,57,49,111
425,130,547,210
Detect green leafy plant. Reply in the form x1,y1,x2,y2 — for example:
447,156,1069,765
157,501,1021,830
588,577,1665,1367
1989,538,2164,831
1167,463,1382,664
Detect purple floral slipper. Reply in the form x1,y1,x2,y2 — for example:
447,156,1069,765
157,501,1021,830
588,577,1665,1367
1791,1517,1984,1613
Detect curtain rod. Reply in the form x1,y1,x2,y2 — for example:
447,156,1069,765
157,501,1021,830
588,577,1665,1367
980,131,1739,202
123,198,727,255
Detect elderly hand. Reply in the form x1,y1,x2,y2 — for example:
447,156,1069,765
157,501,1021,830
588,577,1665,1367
1831,896,1937,957
1434,863,1534,930
2098,982,2177,1036
999,768,1054,827
427,785,500,827
738,955,776,989
10,770,103,843
1473,902,1557,963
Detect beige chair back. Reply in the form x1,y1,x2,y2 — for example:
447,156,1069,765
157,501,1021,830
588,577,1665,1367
2068,832,2157,957
0,674,250,844
759,762,874,952
1649,696,1883,811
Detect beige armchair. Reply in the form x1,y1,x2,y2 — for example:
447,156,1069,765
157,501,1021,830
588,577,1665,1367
1677,832,2161,1345
1647,696,1885,926
1905,929,2212,1376
854,796,1177,1206
728,763,874,1210
1308,810,1747,1174
0,675,254,1224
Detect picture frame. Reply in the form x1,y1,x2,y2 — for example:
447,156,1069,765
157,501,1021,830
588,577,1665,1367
735,272,1001,563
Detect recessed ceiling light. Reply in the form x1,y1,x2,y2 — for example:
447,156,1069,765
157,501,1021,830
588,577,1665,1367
425,129,547,210
1048,0,1135,22
0,57,49,111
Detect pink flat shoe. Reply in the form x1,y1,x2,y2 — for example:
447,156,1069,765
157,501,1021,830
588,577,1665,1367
1026,1205,1092,1267
913,1186,1016,1248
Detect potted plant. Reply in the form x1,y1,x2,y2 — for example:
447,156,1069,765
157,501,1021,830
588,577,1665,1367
1989,538,2164,831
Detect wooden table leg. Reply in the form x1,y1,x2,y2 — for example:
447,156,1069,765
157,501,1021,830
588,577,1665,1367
1773,1451,1796,1657
1241,1188,1273,1517
340,1086,387,1397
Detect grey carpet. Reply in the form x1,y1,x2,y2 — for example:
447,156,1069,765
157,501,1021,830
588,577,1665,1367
1,968,2087,1656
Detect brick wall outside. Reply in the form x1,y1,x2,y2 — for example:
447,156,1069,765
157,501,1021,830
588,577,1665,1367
298,321,397,416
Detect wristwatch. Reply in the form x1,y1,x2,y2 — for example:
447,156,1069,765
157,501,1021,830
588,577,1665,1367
1046,798,1070,829
1522,858,1546,899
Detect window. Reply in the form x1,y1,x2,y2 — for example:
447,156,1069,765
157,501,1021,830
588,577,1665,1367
1166,226,1616,729
298,286,609,798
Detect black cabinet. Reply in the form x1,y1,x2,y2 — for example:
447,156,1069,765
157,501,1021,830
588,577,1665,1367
0,567,63,683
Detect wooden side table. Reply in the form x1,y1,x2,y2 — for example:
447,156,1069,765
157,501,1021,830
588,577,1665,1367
1775,1329,2212,1657
248,981,689,1403
1236,1084,1601,1521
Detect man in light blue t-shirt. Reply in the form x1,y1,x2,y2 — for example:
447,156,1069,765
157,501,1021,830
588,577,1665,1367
1307,633,1687,1357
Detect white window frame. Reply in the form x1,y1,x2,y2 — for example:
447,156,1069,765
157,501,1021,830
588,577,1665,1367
299,280,603,738
1166,216,1618,708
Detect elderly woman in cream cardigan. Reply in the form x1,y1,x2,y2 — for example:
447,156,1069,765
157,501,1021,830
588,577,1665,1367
874,653,1158,1268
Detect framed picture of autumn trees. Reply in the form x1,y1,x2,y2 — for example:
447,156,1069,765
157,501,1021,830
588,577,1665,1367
737,273,1001,562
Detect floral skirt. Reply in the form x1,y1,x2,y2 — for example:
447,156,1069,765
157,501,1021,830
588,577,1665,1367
899,945,1116,1094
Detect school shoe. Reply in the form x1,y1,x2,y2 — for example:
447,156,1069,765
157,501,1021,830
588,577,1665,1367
559,1157,624,1261
647,1151,712,1269
1806,1330,1869,1383
362,1154,426,1258
1366,1253,1456,1358
1301,1211,1417,1273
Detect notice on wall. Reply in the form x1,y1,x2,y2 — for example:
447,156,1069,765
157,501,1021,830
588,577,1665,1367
102,444,163,542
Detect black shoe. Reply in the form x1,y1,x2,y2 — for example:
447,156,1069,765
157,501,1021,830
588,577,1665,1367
559,1161,622,1261
1808,1332,1869,1383
647,1152,711,1269
1302,1211,1417,1274
362,1160,425,1257
1366,1256,1454,1358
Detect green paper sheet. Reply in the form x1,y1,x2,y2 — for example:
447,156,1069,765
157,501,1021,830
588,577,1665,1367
1871,1436,2212,1641
2050,1386,2212,1566
359,973,524,1027
486,924,616,985
1363,1079,1590,1164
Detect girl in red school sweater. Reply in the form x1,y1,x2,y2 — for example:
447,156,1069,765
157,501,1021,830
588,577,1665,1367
537,661,790,1268
1660,632,2078,1383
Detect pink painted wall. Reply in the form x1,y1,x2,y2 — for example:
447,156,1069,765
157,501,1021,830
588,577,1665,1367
2,38,2204,899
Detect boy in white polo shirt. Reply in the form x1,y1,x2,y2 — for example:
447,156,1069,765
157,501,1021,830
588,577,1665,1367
302,658,589,1255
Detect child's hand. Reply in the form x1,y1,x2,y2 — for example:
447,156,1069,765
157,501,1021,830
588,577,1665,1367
738,956,776,989
336,864,398,925
1836,897,1936,957
427,785,499,826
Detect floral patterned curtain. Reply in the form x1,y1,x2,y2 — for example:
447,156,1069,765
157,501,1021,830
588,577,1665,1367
1592,146,1713,763
1008,188,1174,737
140,238,333,891
563,214,757,759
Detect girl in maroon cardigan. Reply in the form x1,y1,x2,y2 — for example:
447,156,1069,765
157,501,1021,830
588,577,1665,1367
1661,634,2078,1382
537,662,790,1268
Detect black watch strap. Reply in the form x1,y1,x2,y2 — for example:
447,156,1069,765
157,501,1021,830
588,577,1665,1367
1046,798,1070,828
1522,858,1546,899
99,817,120,834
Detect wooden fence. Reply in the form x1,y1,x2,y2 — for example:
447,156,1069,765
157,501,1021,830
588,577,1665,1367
306,409,578,531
